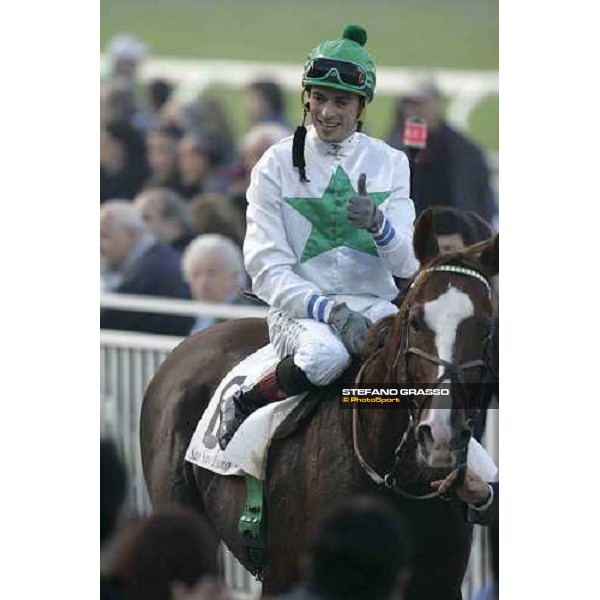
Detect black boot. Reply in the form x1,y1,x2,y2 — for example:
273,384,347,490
218,387,265,450
218,356,314,450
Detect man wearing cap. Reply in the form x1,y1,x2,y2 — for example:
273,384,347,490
387,80,496,225
219,25,419,449
105,32,148,82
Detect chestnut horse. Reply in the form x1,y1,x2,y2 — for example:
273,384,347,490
140,210,498,599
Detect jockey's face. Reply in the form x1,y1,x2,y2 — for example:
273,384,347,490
308,87,362,143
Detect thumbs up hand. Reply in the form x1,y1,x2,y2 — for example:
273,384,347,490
347,173,384,233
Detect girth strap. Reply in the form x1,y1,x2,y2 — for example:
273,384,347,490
238,474,267,579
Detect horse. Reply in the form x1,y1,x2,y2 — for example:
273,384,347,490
140,209,499,600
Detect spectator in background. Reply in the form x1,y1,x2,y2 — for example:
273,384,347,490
105,32,148,83
101,120,149,202
182,234,252,334
107,507,231,600
242,122,292,173
178,131,231,200
276,496,412,600
101,79,147,131
101,439,127,549
144,124,184,192
188,193,247,248
160,97,202,132
101,439,128,600
196,95,237,164
100,201,194,336
147,78,174,125
244,79,291,129
160,95,236,164
134,188,196,253
386,79,496,224
228,122,292,198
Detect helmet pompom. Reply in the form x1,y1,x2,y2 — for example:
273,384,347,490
342,24,367,46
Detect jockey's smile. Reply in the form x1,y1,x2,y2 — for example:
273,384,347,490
309,86,362,144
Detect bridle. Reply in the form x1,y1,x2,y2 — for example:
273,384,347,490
353,264,496,500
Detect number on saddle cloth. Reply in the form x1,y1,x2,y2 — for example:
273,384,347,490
202,375,247,450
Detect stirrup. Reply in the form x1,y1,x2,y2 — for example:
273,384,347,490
218,391,253,450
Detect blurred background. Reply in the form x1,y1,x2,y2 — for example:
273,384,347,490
101,0,498,152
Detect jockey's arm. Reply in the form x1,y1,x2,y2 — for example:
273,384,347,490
244,150,335,323
368,152,419,279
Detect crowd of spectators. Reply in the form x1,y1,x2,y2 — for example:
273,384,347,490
101,439,411,600
102,438,497,600
100,33,295,337
100,33,497,339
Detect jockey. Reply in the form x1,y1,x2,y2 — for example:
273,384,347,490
219,25,419,449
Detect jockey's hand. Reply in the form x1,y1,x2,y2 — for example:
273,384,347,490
347,173,384,233
430,468,492,506
328,302,372,356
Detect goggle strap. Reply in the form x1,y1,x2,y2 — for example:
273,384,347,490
292,114,309,183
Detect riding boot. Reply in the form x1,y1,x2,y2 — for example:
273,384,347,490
218,355,314,450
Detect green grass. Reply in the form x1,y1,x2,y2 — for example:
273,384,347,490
101,0,498,150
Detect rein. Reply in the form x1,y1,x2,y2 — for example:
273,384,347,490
352,264,495,501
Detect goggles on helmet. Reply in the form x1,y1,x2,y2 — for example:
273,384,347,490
303,58,367,89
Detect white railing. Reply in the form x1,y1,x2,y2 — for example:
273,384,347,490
100,55,498,134
100,299,497,600
100,328,262,599
101,293,268,319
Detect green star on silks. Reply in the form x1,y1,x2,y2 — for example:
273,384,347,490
283,166,391,262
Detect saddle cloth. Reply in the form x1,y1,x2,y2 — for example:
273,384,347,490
184,344,499,482
185,344,307,480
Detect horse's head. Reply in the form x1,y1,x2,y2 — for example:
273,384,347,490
400,208,498,471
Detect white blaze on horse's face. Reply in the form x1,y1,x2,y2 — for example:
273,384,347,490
419,284,474,468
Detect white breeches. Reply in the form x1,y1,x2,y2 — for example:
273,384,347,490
267,296,399,386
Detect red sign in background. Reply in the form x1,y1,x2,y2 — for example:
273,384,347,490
403,119,428,149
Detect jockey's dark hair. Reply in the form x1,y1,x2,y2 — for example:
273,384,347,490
306,495,412,600
292,90,366,183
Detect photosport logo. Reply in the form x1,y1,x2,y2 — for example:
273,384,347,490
337,383,493,409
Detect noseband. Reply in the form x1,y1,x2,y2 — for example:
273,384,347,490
353,264,496,500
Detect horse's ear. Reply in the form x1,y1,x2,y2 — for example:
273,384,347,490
477,234,499,277
413,208,440,264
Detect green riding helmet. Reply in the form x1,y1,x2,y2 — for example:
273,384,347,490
302,25,376,102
